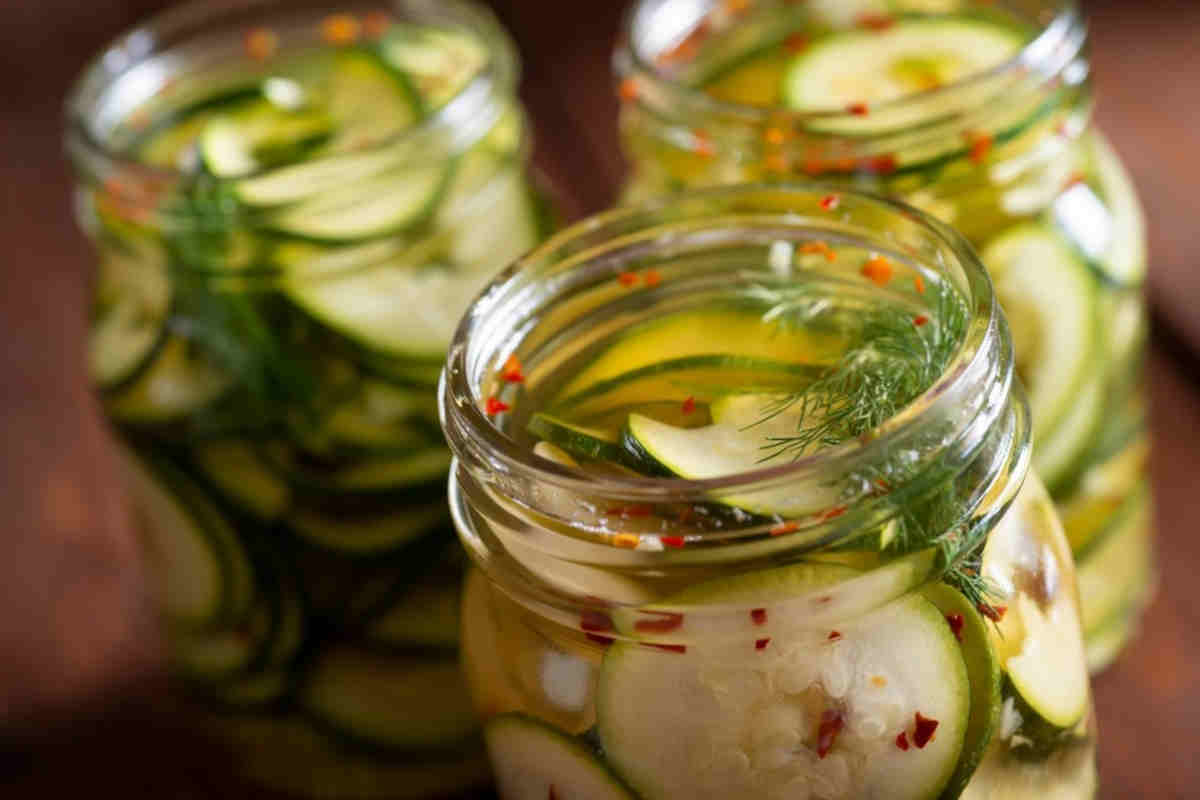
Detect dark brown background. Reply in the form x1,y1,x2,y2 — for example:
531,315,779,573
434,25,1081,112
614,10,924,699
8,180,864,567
2,1,1198,797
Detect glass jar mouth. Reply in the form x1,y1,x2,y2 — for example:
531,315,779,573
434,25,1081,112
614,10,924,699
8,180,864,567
440,182,1007,506
64,0,519,183
614,0,1083,133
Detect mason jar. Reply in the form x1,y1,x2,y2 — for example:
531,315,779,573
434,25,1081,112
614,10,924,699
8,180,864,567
65,0,553,795
441,185,1097,799
614,0,1151,671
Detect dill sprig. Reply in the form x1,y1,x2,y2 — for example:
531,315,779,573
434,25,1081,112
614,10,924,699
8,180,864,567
746,273,968,461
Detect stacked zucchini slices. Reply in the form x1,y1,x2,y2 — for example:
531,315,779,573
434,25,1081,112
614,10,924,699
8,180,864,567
91,23,545,795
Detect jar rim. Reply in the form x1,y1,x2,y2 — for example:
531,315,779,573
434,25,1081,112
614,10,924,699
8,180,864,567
614,0,1083,132
64,0,519,183
440,182,1010,505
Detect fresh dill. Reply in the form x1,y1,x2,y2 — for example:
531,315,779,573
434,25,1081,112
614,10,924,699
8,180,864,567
745,272,968,461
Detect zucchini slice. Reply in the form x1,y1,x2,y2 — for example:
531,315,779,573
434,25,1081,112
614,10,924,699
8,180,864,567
287,505,447,556
88,250,171,391
301,647,479,754
979,224,1099,451
106,336,234,424
528,412,632,466
192,440,292,521
264,443,451,494
485,714,637,800
365,577,461,651
1075,483,1153,639
200,101,332,178
597,562,969,800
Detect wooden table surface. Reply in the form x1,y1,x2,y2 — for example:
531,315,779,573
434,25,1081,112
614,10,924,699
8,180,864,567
1,1,1198,797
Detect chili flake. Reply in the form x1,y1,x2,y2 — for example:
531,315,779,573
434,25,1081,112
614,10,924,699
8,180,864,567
895,731,910,751
857,13,896,31
485,396,510,415
618,77,640,103
692,130,715,158
945,613,965,641
819,505,848,521
820,194,840,211
769,521,799,536
648,643,688,654
827,630,842,641
784,32,809,54
816,709,845,759
861,256,893,286
681,396,696,416
363,11,391,38
913,274,926,294
635,611,684,634
660,535,686,549
755,637,771,650
764,153,789,174
913,712,939,748
500,354,524,383
978,603,1008,622
607,504,654,518
658,21,711,66
800,241,837,262
860,153,899,175
580,610,614,633
966,131,994,165
617,271,639,287
847,102,870,117
913,315,930,327
244,28,279,61
764,127,788,146
644,269,663,288
321,13,361,45
724,0,751,15
751,608,768,625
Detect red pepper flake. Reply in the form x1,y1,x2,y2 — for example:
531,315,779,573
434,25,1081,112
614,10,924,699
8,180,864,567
612,533,641,549
1063,171,1088,190
618,77,640,103
827,630,842,641
913,315,930,327
617,271,639,288
913,274,926,294
860,153,899,175
816,595,833,606
945,613,965,642
485,396,510,415
764,153,790,174
750,608,768,625
847,102,870,117
693,130,715,158
661,535,686,549
644,269,663,288
363,11,391,38
755,637,771,650
607,504,654,518
913,712,939,748
874,478,890,492
820,194,841,211
819,505,848,521
816,709,845,759
724,0,751,15
861,256,893,287
681,395,696,416
500,354,524,383
244,28,278,61
978,603,1008,622
858,13,896,31
800,241,837,262
895,731,910,751
769,520,799,536
764,127,788,146
677,506,695,523
580,610,614,633
648,643,687,654
635,611,684,634
321,13,361,45
784,32,809,54
966,131,994,165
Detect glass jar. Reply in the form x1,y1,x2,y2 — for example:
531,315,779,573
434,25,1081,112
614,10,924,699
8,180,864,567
441,185,1096,799
65,1,553,796
614,0,1151,673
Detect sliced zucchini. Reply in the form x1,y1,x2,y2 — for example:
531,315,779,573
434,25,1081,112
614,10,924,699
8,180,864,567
284,261,490,358
366,577,461,651
485,714,637,800
288,505,447,556
443,163,540,274
528,413,632,466
301,647,479,754
1085,132,1146,287
1032,373,1105,496
782,18,1025,131
981,479,1089,730
378,25,489,109
200,101,332,178
923,583,1002,799
266,163,446,242
107,336,234,424
171,601,272,682
1076,483,1153,638
120,446,254,628
597,562,969,800
207,668,293,709
979,224,1098,449
293,379,439,456
555,305,838,402
235,146,410,207
89,250,171,390
192,440,291,520
624,392,839,515
219,715,490,799
264,442,451,494
317,50,423,150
